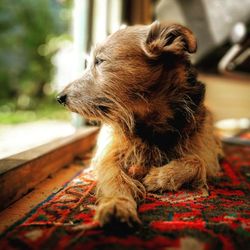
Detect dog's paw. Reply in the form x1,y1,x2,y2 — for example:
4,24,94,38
94,197,141,227
143,167,180,192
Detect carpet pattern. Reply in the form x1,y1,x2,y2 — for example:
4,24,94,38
0,144,250,250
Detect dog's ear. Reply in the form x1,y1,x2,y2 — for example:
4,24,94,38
144,21,197,58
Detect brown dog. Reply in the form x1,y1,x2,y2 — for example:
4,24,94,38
57,21,223,226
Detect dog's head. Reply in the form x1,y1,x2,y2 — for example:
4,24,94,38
58,22,203,134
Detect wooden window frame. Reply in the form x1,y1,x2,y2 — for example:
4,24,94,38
0,127,99,211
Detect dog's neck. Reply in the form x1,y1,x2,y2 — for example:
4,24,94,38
131,64,206,159
112,60,206,165
133,106,206,155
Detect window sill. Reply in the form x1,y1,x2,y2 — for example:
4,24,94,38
0,127,99,211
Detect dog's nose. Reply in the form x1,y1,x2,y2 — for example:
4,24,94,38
57,94,67,105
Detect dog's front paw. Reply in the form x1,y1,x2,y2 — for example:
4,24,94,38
94,197,141,227
143,167,179,192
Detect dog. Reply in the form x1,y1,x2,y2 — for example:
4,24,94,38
57,21,223,226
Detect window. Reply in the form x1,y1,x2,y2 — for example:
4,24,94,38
0,0,127,211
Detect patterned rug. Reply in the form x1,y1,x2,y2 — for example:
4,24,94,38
0,144,250,250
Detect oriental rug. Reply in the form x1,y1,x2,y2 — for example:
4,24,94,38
0,144,250,250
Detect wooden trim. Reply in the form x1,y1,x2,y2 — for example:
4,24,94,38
123,0,153,25
0,127,99,211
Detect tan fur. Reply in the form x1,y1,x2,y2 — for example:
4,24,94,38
58,21,223,226
144,112,220,192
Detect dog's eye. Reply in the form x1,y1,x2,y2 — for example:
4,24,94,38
94,57,104,66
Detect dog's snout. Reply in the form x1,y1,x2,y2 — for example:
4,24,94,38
57,94,67,105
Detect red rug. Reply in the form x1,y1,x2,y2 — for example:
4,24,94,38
0,144,250,250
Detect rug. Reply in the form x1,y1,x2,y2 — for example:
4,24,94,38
0,144,250,250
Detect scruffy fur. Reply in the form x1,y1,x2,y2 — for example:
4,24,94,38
58,21,223,226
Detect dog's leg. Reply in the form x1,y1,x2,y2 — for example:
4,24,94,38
94,159,145,226
143,156,207,192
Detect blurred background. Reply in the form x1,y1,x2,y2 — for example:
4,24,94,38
0,0,250,158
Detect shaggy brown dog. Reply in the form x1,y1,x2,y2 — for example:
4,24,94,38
57,21,223,226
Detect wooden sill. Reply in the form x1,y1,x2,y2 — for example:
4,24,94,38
0,127,99,211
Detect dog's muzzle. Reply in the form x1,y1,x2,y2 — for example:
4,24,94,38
57,94,67,105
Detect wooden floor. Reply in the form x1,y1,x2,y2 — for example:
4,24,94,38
201,74,250,121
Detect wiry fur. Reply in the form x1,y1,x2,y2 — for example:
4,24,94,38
58,21,223,226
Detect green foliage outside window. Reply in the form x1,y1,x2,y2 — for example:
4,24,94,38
0,0,72,123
